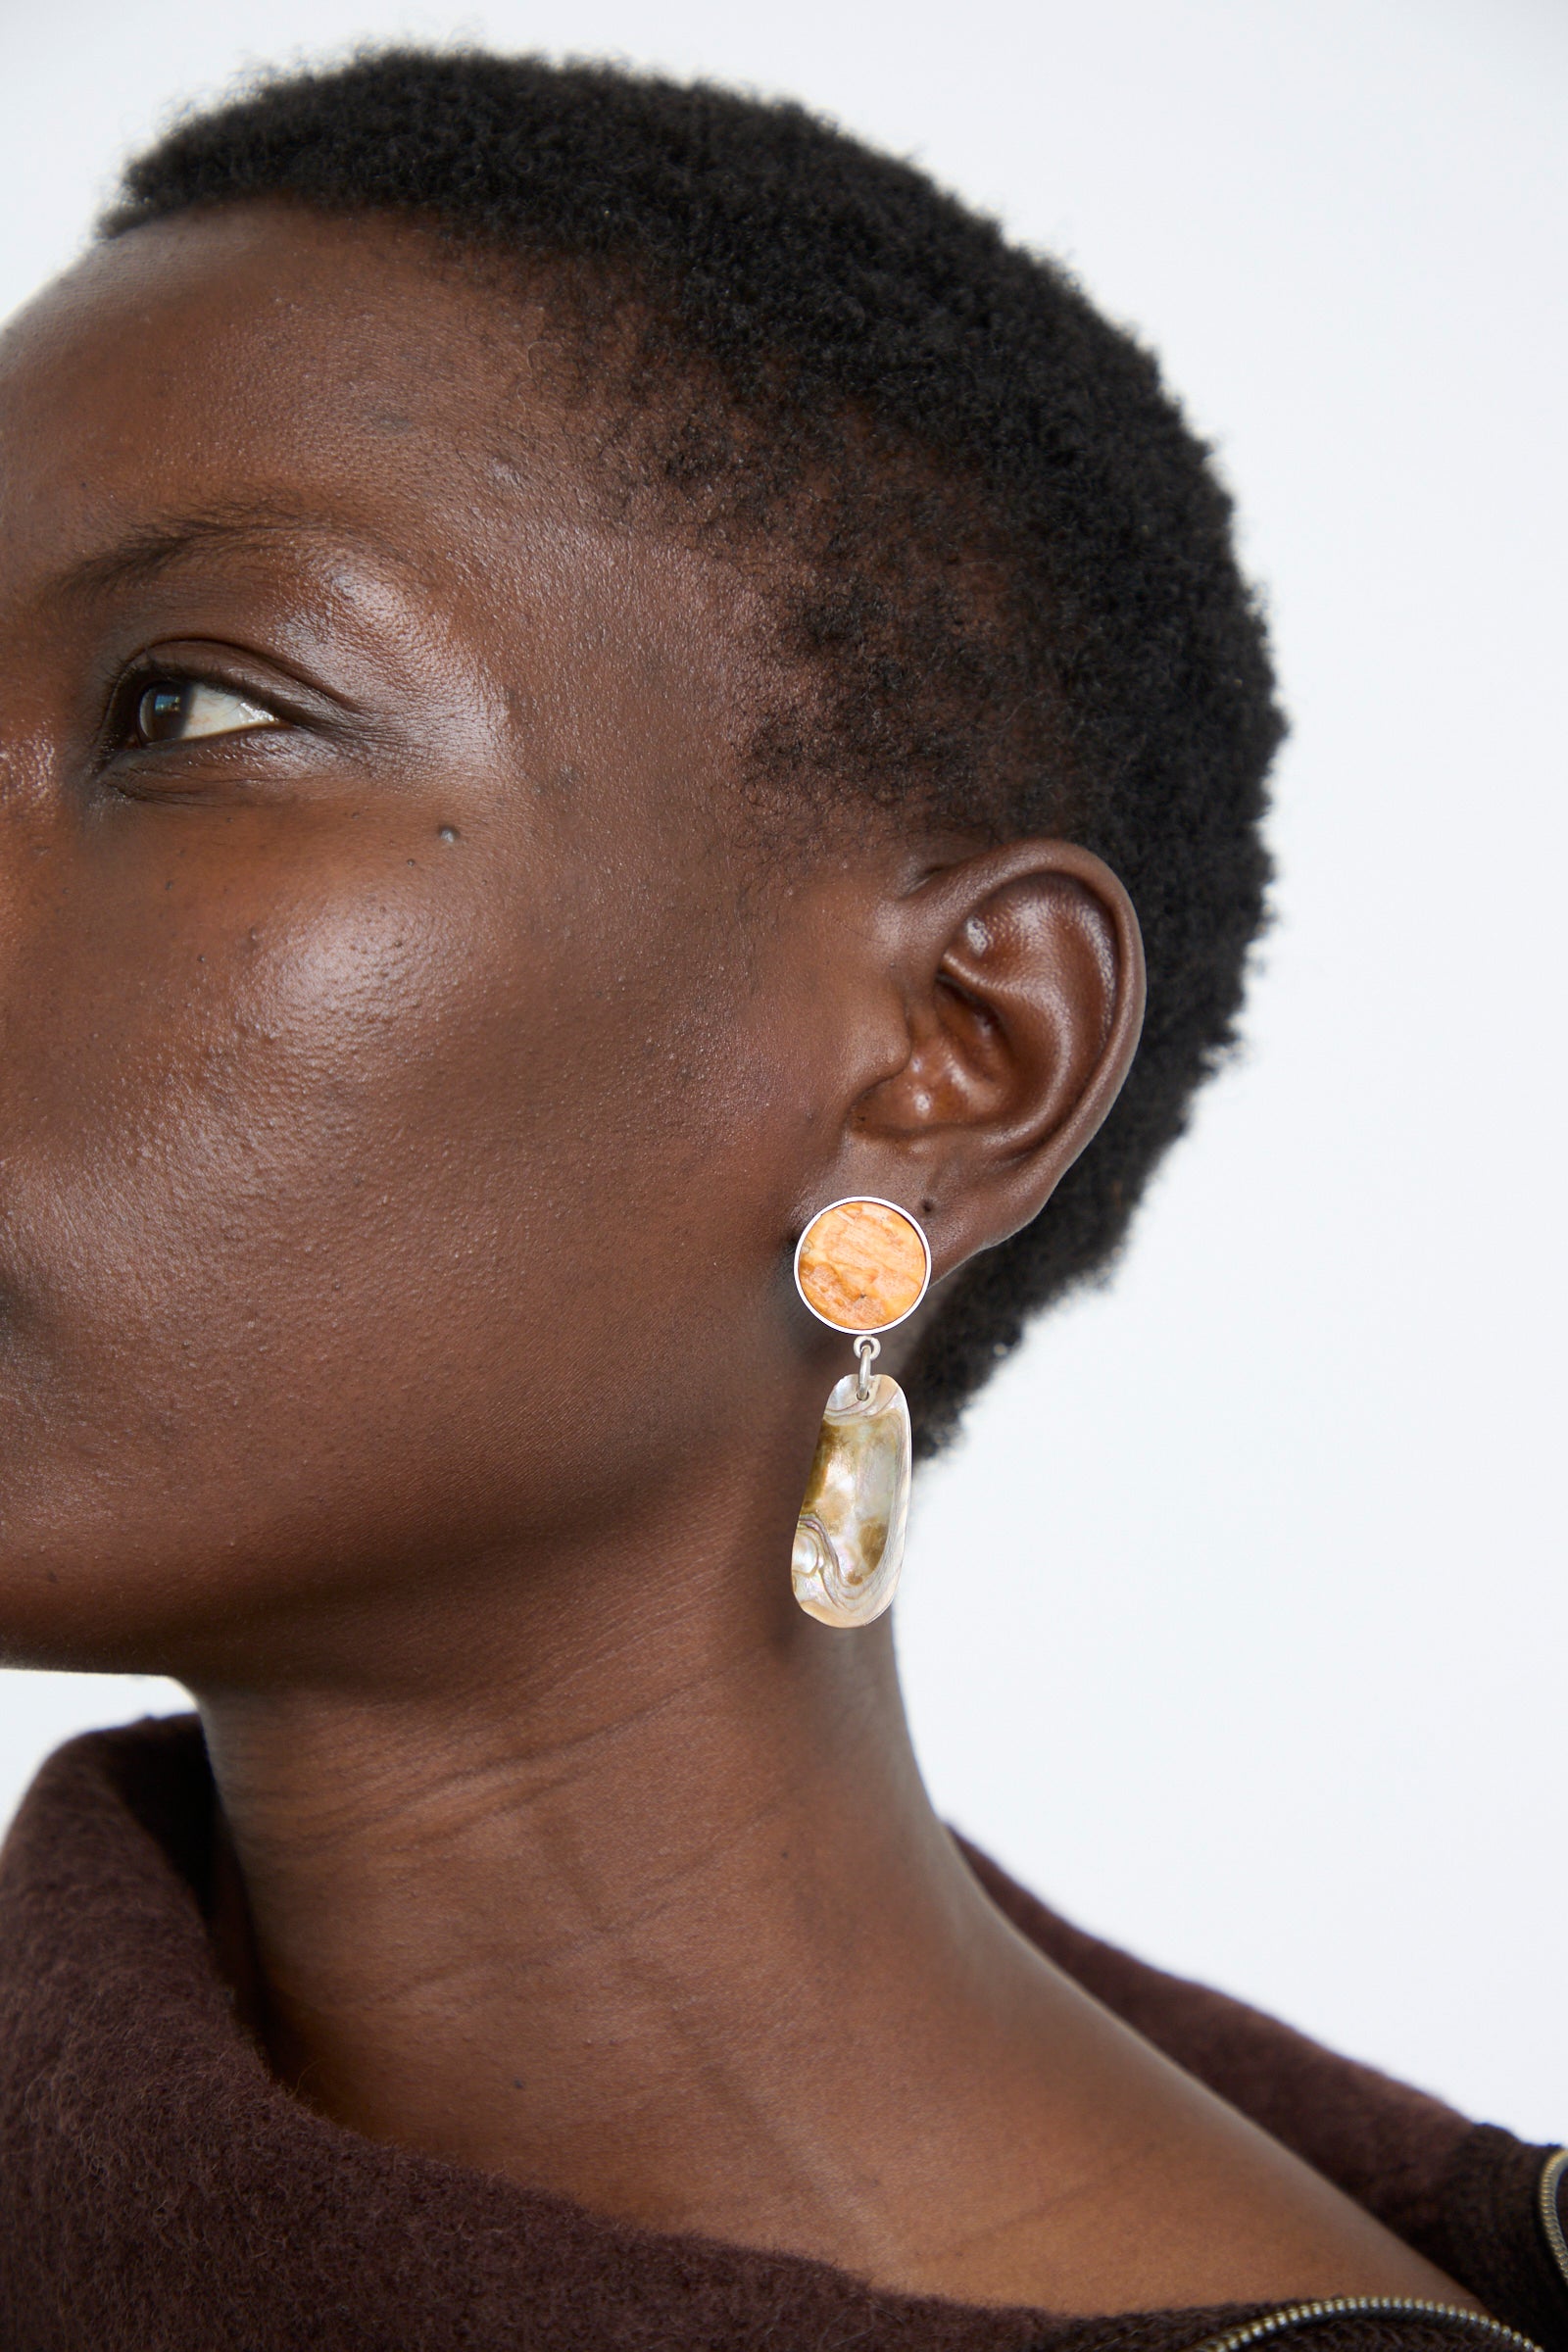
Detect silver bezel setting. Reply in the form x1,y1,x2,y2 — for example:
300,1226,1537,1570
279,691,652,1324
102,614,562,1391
792,1196,933,1336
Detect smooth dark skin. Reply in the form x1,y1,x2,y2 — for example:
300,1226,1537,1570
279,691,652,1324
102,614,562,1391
0,204,1477,2316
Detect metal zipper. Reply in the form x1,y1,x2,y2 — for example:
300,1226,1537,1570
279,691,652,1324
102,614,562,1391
1188,2296,1544,2352
1539,2148,1568,2291
1136,2148,1568,2352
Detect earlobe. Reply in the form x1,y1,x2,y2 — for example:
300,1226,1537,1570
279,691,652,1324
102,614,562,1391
857,841,1145,1261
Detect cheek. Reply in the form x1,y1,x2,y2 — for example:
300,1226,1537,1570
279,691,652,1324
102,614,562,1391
0,831,679,1650
0,804,794,1660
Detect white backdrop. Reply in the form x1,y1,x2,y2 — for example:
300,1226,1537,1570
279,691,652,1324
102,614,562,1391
2,0,1564,2143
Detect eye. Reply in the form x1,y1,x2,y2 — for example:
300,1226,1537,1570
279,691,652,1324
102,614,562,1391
134,679,279,746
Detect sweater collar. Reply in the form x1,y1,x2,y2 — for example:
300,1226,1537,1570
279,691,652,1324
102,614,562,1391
0,1714,1273,2352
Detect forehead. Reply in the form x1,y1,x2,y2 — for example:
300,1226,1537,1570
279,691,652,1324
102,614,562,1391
0,204,754,699
0,208,542,549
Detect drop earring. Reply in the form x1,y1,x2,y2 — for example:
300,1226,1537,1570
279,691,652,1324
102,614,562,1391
790,1197,931,1628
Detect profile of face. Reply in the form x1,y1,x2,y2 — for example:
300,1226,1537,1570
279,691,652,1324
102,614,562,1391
0,203,1142,1690
11,165,1483,2334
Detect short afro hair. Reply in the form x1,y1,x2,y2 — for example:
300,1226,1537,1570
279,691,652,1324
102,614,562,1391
105,49,1281,1455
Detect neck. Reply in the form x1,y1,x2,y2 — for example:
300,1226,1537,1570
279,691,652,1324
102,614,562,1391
193,1524,1039,2279
190,1501,1483,2318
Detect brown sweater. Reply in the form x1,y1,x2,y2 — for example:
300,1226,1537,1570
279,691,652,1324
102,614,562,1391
0,1715,1562,2352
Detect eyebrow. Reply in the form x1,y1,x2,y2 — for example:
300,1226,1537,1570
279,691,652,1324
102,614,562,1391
56,504,393,603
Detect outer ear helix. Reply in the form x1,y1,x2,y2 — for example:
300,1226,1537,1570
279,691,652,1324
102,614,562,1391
788,1198,930,1631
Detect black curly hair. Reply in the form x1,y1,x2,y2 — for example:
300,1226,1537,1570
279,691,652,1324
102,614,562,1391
104,49,1281,1454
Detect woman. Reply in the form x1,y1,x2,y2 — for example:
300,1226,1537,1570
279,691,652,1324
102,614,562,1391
0,48,1560,2352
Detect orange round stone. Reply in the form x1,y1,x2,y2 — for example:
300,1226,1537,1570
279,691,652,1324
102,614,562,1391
796,1199,929,1332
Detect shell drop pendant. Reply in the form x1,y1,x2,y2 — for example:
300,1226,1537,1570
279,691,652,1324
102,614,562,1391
791,1370,911,1628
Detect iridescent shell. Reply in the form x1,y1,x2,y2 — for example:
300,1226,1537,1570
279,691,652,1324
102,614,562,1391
791,1372,911,1629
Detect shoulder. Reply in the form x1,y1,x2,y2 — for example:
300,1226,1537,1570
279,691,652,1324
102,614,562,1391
956,1838,1568,2352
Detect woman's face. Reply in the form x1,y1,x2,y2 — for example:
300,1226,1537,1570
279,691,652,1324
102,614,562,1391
0,204,896,1677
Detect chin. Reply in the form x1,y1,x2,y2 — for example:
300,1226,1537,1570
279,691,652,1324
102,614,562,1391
0,1514,218,1680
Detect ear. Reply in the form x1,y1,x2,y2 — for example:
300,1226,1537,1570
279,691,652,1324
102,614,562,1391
834,840,1145,1273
